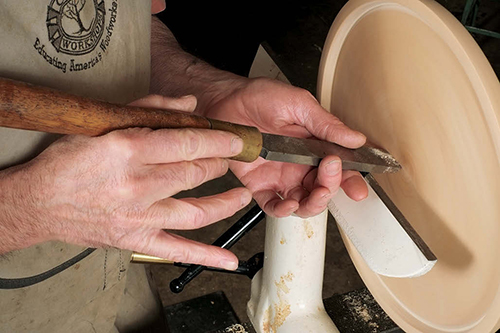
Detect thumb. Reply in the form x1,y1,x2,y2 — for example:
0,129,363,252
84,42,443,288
151,0,166,14
129,94,198,113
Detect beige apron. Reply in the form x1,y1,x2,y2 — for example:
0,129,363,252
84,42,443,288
0,1,152,332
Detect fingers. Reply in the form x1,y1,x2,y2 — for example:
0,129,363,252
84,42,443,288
341,170,368,201
248,156,348,218
137,230,239,270
285,185,309,203
115,128,244,164
291,156,342,217
297,97,366,148
283,158,367,217
252,189,298,218
136,158,230,202
120,188,252,271
146,188,252,229
151,0,166,14
314,156,343,195
306,157,369,202
293,186,331,217
129,94,197,113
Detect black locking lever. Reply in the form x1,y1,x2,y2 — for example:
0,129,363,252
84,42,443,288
170,204,265,293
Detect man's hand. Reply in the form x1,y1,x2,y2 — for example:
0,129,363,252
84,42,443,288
0,95,251,270
199,78,369,218
150,17,368,218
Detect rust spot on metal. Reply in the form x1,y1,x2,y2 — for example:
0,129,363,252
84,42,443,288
303,220,314,238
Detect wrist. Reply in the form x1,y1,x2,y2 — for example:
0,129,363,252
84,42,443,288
194,75,248,117
0,167,48,254
149,16,249,116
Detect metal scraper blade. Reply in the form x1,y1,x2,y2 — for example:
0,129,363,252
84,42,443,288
328,174,437,278
259,133,401,173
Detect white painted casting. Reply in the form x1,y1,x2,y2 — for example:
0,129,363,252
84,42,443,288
247,210,339,333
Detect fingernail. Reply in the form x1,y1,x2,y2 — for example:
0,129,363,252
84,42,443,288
220,259,238,271
321,192,331,203
231,137,244,155
326,159,341,175
180,94,195,99
241,190,252,207
221,159,229,171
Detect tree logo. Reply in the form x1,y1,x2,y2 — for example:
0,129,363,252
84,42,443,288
46,0,106,55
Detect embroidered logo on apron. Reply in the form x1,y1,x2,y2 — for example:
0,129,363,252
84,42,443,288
34,0,118,73
46,0,105,56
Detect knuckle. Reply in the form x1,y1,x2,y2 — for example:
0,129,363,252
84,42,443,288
106,128,153,159
183,161,210,190
300,88,316,101
166,247,193,263
252,77,275,87
113,177,139,201
180,129,205,161
317,123,337,141
190,203,209,229
130,231,157,254
105,131,134,158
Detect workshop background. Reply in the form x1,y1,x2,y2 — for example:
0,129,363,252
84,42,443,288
153,0,499,331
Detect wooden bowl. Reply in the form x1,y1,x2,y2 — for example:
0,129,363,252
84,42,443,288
318,0,500,331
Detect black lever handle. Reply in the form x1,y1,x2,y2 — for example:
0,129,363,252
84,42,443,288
170,252,263,277
170,204,265,293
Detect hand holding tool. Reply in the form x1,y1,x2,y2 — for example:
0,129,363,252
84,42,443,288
0,78,436,278
0,78,399,173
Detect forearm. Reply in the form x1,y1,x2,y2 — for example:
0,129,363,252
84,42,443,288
149,16,246,114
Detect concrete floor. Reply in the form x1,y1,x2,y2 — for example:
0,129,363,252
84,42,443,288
151,0,500,326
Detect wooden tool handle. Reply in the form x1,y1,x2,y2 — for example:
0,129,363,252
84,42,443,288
0,78,262,162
